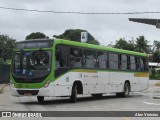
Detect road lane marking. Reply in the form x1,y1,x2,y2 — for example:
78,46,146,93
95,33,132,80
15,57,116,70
122,117,131,120
143,102,160,106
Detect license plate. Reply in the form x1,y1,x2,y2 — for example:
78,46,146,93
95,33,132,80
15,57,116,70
24,93,32,96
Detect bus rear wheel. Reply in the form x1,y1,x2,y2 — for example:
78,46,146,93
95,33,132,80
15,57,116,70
37,96,44,103
70,85,77,103
91,94,103,97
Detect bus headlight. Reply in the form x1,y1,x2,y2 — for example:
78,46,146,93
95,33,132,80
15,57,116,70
44,81,51,88
10,80,15,88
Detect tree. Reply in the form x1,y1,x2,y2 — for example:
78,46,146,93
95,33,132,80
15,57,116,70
112,38,136,51
53,29,100,45
153,40,160,52
0,34,16,62
151,40,160,62
114,38,128,49
114,38,135,51
152,51,160,63
135,36,149,53
26,32,46,40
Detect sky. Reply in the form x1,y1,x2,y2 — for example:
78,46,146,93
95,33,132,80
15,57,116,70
0,0,160,45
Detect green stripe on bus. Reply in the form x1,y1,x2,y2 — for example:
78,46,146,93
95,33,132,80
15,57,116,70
55,69,148,80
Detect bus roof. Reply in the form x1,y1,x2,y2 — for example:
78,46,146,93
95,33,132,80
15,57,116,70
16,38,147,57
17,39,54,43
55,39,147,57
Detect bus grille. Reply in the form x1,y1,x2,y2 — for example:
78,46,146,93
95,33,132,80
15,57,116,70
17,90,39,95
12,75,48,83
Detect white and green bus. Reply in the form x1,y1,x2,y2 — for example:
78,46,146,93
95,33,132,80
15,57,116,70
11,39,149,103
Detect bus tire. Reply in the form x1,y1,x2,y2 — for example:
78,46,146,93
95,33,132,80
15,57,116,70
91,94,103,97
70,85,77,103
116,93,123,97
37,96,44,103
116,83,130,97
122,83,130,97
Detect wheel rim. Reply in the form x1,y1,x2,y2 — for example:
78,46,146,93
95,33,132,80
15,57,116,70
124,84,129,96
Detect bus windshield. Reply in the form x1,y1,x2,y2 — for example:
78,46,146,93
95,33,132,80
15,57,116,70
13,50,52,78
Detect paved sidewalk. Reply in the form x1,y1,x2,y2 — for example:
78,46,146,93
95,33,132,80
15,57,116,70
0,84,4,89
149,80,160,99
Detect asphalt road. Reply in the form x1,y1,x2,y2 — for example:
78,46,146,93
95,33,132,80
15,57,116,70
0,80,160,120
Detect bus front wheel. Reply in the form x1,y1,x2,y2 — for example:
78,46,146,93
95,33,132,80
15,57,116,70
37,96,44,103
70,85,77,103
123,82,130,97
116,82,130,97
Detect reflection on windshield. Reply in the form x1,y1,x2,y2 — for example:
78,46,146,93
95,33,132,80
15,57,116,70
13,50,51,77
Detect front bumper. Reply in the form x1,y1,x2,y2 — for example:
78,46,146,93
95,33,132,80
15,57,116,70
11,85,55,97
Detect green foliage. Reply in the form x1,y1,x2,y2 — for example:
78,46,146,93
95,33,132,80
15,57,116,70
155,82,160,86
0,58,4,64
153,40,160,51
26,32,46,40
114,38,135,51
53,29,100,45
135,36,149,53
152,51,160,62
0,34,16,62
112,36,150,53
6,59,12,64
150,73,160,80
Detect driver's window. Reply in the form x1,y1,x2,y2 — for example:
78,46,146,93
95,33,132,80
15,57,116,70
55,50,60,69
55,45,69,69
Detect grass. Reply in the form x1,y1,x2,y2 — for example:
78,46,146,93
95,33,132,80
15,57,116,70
150,74,160,80
155,82,160,86
0,89,2,93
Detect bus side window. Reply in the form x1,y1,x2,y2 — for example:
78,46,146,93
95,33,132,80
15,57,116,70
55,45,68,69
119,54,122,69
144,58,149,71
60,53,68,67
135,57,140,71
54,45,69,78
127,56,131,70
139,57,145,71
85,50,96,68
97,51,107,69
70,47,82,68
109,53,118,70
105,52,109,68
120,54,127,70
130,56,136,71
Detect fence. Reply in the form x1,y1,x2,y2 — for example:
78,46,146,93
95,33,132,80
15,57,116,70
0,65,10,83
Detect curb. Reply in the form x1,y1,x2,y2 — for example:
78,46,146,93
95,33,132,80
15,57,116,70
0,84,7,93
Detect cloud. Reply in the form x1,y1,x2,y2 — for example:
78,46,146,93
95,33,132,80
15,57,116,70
0,0,160,45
